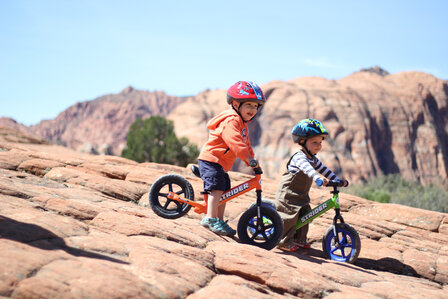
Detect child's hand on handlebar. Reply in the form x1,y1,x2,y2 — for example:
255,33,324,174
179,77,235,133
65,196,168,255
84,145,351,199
316,178,329,186
249,159,263,174
326,179,350,187
249,159,258,168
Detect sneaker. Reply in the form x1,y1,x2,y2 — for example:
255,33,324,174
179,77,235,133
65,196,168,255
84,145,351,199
207,220,229,236
278,243,299,252
206,219,236,236
295,241,311,249
200,217,218,228
218,219,236,236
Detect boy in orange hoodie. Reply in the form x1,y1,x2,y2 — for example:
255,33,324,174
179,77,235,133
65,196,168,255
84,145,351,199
198,81,267,236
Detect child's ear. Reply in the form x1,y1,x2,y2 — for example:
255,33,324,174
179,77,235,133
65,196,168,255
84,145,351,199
232,101,239,110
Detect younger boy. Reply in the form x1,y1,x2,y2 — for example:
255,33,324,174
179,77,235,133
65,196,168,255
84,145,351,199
275,118,348,251
198,81,267,236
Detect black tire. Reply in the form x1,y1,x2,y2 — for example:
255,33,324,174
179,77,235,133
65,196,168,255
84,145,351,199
322,223,361,263
149,174,194,219
248,199,276,210
237,205,283,250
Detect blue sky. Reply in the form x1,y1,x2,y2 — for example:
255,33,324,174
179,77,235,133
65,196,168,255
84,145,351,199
1,0,447,126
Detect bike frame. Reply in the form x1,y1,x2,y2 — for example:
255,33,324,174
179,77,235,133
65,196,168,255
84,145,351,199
167,174,263,214
295,185,345,235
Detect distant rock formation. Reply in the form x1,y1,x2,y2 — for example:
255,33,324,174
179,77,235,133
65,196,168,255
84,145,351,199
359,65,390,76
4,69,447,187
28,86,186,157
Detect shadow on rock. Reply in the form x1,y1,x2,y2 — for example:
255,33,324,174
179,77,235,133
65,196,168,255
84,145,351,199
0,216,128,264
280,247,380,275
278,247,328,264
355,257,418,277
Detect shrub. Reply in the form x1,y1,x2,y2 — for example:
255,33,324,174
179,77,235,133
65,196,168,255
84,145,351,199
347,174,448,213
121,116,199,166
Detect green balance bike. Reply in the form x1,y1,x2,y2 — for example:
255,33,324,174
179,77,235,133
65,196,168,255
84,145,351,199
296,180,361,263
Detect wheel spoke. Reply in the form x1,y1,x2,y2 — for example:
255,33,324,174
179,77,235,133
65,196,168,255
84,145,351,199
264,223,274,230
250,231,259,241
250,229,267,241
163,199,172,209
248,222,257,229
340,232,354,248
259,220,274,239
339,233,347,244
158,192,168,198
260,230,269,240
175,202,184,211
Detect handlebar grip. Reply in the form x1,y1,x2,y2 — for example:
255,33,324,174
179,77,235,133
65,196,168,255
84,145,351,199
327,179,349,187
253,167,263,175
249,159,258,168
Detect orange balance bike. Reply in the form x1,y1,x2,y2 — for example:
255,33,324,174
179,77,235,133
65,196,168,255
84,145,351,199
149,160,284,250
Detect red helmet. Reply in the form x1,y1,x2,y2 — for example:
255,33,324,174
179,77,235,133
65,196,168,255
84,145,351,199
226,81,267,106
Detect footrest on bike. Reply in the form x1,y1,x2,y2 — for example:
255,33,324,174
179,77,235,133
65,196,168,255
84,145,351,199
194,206,206,214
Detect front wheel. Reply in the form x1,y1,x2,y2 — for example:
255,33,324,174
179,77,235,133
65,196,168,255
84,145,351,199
149,174,194,219
237,205,283,250
322,223,361,263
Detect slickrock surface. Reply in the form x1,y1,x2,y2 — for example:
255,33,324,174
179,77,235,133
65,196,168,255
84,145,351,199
1,127,447,298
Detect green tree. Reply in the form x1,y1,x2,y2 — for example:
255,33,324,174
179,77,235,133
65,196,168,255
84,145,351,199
121,116,199,166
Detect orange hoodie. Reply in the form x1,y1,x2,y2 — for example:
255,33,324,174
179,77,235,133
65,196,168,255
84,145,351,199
198,109,254,172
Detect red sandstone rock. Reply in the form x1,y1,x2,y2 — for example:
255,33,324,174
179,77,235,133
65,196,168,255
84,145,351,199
0,126,447,298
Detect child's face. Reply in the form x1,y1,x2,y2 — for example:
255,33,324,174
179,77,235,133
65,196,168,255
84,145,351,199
235,101,259,121
305,135,324,155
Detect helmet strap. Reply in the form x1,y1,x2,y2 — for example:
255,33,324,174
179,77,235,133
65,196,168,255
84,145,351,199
231,102,247,122
300,139,315,157
231,101,258,122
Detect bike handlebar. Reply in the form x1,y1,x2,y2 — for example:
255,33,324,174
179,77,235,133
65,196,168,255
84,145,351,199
253,167,263,175
326,179,349,187
249,159,258,167
249,159,263,174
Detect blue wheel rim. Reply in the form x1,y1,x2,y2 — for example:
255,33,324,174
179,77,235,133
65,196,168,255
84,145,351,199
248,216,274,239
325,226,357,262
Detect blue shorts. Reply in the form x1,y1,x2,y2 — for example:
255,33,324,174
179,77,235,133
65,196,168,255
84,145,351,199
198,160,231,191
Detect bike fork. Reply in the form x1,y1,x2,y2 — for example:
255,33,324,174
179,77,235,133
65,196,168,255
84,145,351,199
332,208,345,244
256,190,263,228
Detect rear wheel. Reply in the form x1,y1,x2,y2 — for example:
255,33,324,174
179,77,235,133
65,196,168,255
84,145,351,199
237,205,283,250
322,223,360,263
149,174,194,219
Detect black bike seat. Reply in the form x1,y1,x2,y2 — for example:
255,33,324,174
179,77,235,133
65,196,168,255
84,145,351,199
191,165,201,178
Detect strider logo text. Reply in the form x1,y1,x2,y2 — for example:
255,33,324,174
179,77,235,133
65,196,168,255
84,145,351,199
221,183,249,200
301,202,328,223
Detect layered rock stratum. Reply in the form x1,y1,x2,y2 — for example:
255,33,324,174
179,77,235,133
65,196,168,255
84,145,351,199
2,68,445,187
1,127,447,298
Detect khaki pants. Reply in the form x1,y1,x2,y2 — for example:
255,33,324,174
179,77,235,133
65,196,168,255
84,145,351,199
276,196,311,246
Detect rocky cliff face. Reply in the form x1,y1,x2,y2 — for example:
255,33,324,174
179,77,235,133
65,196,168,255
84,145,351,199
170,70,448,186
28,86,186,155
19,69,448,187
257,71,448,185
1,127,447,298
